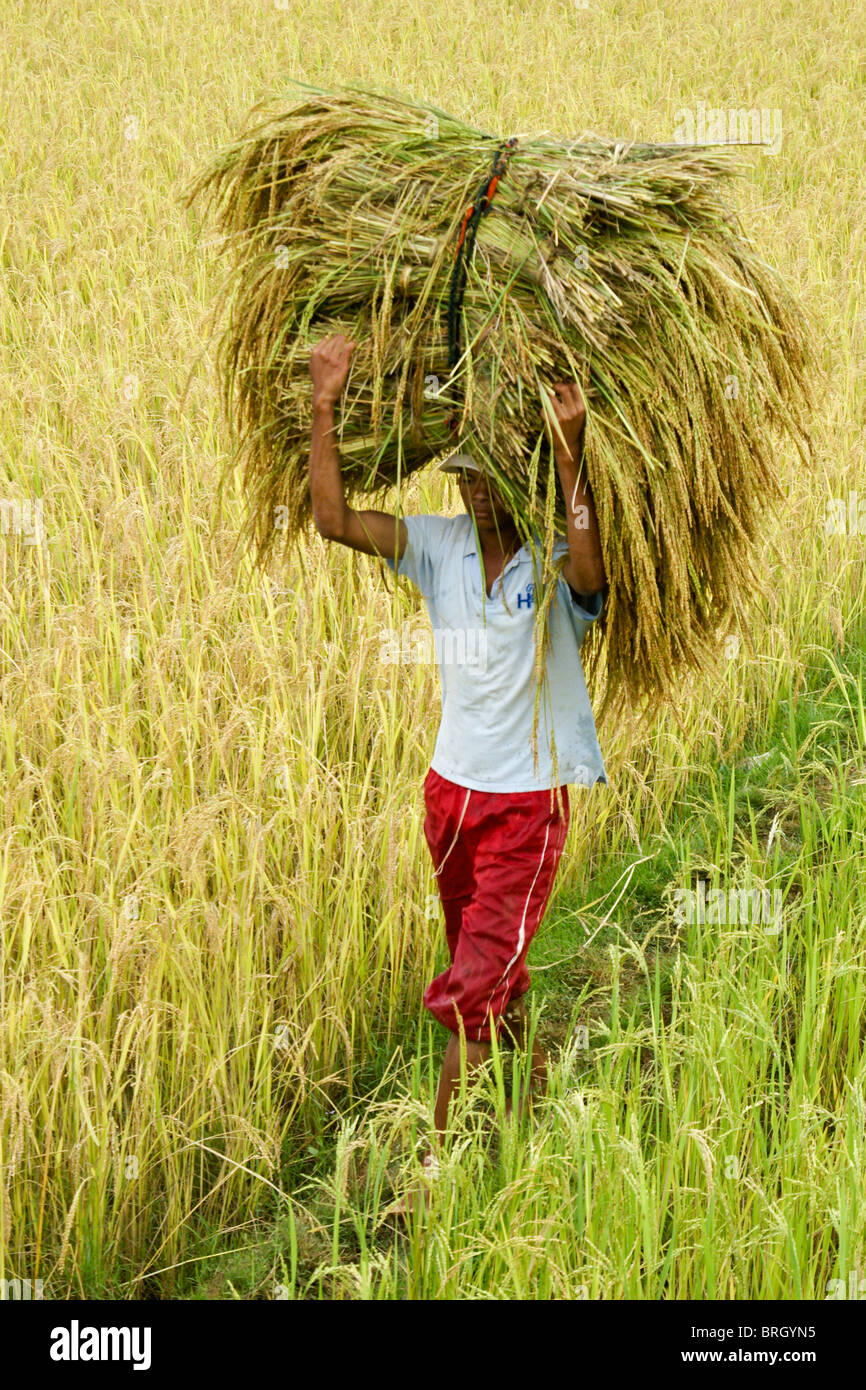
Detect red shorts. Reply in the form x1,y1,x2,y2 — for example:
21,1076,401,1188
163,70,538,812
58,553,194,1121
422,767,570,1044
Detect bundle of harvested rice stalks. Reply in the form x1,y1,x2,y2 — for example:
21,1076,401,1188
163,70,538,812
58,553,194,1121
184,79,822,728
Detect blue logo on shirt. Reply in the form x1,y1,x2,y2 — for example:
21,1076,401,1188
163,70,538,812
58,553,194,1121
517,583,534,610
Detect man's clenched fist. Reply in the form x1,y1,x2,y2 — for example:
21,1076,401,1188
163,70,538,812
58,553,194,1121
309,332,357,407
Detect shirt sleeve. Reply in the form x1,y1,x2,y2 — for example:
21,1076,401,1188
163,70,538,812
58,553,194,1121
569,586,604,622
382,514,445,597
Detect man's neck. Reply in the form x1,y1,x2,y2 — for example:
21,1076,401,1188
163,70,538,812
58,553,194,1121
476,519,519,561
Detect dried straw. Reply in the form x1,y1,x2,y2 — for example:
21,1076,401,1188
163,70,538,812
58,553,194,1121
185,80,823,729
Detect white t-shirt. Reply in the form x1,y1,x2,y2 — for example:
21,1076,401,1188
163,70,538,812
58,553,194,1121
383,512,608,792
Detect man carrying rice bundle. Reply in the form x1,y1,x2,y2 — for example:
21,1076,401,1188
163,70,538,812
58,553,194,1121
308,331,608,1215
186,81,820,1227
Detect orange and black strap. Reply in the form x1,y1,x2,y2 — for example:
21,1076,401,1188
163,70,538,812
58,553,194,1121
446,136,518,436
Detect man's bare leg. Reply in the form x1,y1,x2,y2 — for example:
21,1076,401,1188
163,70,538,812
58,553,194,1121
394,1032,490,1217
432,1002,546,1139
429,1001,547,1135
432,1032,491,1149
501,996,548,1123
395,1009,544,1216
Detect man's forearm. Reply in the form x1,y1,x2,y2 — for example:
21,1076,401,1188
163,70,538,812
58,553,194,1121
309,398,347,537
553,439,607,593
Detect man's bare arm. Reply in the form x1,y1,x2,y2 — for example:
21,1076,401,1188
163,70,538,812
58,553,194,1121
308,334,406,561
544,381,607,597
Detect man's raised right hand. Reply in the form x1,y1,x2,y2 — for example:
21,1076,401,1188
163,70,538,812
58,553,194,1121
309,332,357,408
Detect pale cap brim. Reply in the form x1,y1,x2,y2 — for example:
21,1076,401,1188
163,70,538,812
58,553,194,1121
438,452,486,475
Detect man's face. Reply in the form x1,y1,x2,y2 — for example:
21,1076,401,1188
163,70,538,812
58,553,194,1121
456,468,512,531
